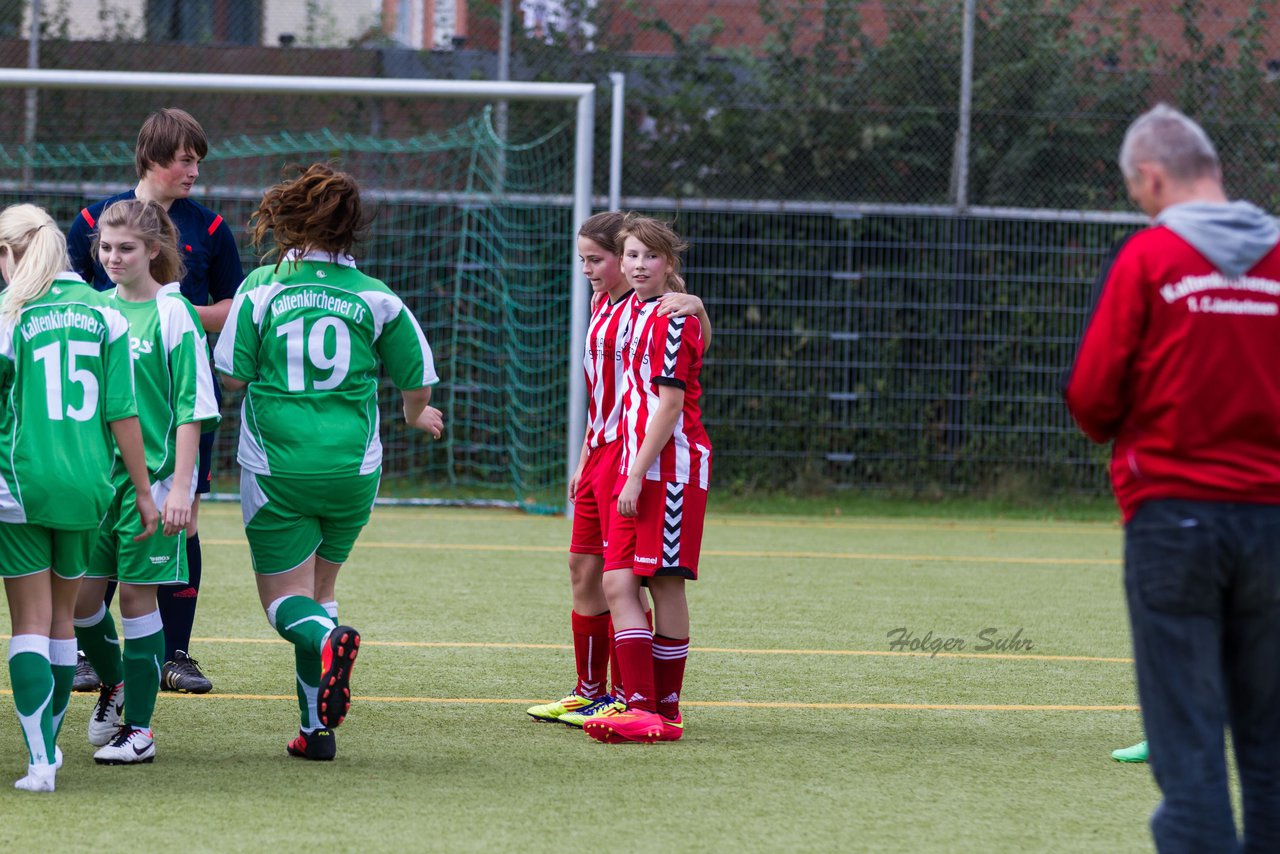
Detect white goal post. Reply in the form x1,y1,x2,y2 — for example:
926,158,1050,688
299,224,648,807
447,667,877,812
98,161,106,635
0,67,597,510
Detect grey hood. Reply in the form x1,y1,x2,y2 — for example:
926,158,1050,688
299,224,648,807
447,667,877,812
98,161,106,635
1156,201,1280,278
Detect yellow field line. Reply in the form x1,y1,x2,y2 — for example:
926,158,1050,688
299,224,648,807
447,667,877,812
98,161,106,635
0,635,1131,665
200,538,1119,566
0,634,1131,663
200,503,1121,536
709,518,1120,536
192,637,1130,663
18,690,1134,712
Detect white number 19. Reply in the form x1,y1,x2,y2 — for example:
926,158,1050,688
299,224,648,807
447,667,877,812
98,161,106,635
276,316,352,392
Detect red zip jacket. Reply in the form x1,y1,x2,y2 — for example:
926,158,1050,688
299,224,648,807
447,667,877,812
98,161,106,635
1065,225,1280,520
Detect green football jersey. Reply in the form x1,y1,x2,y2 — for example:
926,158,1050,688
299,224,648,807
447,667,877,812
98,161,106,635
107,283,219,483
0,274,136,529
213,252,438,477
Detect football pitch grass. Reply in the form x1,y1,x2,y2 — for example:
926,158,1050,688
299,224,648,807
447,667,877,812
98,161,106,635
0,502,1173,852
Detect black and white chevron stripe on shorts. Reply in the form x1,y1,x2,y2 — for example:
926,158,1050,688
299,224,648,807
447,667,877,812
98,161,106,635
663,481,684,570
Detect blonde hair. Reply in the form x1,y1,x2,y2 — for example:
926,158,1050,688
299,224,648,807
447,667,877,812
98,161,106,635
0,204,70,321
618,214,689,293
93,199,186,285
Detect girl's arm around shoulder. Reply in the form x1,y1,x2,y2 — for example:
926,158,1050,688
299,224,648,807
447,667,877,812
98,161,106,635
656,293,712,351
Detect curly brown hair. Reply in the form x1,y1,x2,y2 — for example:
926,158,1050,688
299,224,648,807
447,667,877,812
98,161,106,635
250,162,368,269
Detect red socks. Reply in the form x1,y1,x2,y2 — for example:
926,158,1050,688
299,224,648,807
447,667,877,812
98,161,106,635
571,611,611,699
612,628,656,712
608,609,653,701
653,634,689,720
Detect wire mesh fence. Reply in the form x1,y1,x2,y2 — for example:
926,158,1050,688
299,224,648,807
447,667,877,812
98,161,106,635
2,0,1276,500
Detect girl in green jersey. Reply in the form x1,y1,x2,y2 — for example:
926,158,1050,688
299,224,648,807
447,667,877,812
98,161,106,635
215,163,443,760
0,204,156,792
74,200,218,766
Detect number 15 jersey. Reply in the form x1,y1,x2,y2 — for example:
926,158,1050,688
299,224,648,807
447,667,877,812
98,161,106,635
0,274,135,528
214,252,439,478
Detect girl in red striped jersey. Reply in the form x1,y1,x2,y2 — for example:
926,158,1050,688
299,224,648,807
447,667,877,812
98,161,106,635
585,216,712,744
526,211,710,728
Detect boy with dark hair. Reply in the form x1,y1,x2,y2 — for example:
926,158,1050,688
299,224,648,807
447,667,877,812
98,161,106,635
67,107,243,696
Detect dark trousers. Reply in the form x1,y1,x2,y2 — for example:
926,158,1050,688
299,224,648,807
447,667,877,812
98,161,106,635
1124,499,1280,854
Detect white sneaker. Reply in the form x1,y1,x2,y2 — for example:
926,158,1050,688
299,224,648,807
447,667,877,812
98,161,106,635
93,725,154,765
88,682,124,747
13,764,55,792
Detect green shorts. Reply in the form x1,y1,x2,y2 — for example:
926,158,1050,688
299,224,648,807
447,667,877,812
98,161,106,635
0,522,96,580
241,469,380,575
88,472,189,585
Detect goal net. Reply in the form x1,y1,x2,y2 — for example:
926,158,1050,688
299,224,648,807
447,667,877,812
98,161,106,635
0,70,594,513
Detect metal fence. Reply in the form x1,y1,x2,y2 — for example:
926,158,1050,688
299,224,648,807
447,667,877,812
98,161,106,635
5,0,1274,496
648,201,1141,494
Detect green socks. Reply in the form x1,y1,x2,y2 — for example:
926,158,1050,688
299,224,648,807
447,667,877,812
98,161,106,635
268,595,336,655
48,638,76,743
74,603,124,686
8,635,55,767
120,610,165,730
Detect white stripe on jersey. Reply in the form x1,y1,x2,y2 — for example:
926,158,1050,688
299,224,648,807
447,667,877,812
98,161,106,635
358,288,403,339
583,292,633,449
212,290,246,376
358,290,439,387
238,398,271,475
360,404,382,476
157,286,219,424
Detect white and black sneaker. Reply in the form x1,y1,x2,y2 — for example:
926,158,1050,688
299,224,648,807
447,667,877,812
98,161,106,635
93,725,154,765
88,682,124,747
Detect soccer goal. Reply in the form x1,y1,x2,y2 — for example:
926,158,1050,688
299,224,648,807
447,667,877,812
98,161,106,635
0,68,597,513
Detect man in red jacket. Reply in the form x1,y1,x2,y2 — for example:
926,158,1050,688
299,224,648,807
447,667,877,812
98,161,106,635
1065,103,1280,852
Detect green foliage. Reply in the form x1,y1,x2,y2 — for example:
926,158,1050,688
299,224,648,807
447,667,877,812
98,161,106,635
483,0,1280,209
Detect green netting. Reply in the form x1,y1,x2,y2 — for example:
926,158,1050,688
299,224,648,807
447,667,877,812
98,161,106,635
0,106,578,512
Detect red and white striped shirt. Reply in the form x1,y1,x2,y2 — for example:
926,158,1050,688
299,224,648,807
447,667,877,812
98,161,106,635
583,290,635,449
618,293,712,489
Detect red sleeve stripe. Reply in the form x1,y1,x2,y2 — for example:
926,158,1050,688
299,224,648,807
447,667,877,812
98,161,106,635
80,208,95,228
207,214,223,235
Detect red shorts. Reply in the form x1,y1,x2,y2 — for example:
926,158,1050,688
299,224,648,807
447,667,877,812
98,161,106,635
569,440,623,555
604,476,707,580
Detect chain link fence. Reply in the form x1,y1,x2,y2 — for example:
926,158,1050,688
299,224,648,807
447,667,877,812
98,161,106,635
4,0,1276,498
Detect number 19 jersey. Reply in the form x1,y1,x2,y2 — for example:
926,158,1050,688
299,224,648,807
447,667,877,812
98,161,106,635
0,274,136,528
214,252,439,477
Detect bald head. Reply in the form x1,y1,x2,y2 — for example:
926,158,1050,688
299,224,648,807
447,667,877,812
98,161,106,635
1119,104,1220,183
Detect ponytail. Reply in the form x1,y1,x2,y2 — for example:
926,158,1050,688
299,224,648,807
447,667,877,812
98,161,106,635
0,205,69,322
